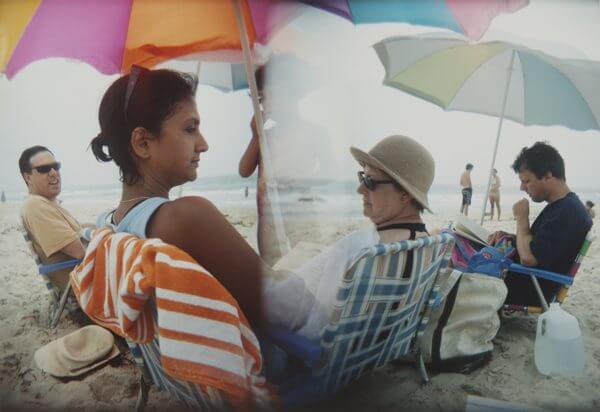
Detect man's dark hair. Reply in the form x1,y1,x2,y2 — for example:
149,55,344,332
19,145,53,176
511,141,565,180
586,200,594,208
466,163,474,170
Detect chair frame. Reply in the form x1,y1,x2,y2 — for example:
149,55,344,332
126,340,153,412
502,231,594,314
126,234,456,410
21,223,81,328
267,233,455,407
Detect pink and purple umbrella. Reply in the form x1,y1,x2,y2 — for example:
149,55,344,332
303,0,529,40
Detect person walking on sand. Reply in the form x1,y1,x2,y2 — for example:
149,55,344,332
1,191,5,203
460,163,474,216
488,168,501,220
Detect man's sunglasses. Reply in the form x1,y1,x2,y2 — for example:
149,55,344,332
357,171,394,191
31,162,61,174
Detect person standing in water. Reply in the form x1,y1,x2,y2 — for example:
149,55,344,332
460,163,474,216
488,168,501,220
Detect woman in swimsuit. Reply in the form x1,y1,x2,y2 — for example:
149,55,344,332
489,168,501,220
90,67,274,328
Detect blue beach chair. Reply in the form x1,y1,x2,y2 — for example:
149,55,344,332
503,230,594,314
126,302,227,411
129,233,454,410
20,222,82,328
267,232,455,407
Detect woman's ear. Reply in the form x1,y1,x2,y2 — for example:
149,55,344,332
130,127,153,159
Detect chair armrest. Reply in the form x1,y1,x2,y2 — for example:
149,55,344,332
81,227,94,242
266,325,322,367
39,259,82,275
508,263,573,286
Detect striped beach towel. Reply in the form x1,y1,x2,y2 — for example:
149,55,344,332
70,227,272,409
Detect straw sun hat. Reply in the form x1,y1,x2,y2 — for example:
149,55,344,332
350,135,435,212
34,325,120,378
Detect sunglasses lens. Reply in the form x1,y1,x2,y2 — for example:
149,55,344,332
365,176,374,190
34,162,60,173
358,172,375,190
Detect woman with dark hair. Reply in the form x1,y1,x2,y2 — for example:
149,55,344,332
91,67,272,327
90,67,317,407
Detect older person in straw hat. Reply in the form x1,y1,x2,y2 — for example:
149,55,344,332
351,134,433,241
264,135,435,343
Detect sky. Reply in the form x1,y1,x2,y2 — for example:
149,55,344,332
1,0,600,196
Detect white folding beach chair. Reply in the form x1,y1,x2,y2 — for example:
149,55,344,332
267,232,455,407
20,222,83,328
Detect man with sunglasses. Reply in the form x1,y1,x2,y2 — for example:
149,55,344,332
19,146,85,291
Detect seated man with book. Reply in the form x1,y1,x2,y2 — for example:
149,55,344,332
488,142,592,306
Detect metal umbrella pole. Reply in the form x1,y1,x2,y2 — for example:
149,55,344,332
480,50,516,226
233,0,291,256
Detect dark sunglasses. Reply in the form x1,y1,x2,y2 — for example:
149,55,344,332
124,65,149,125
357,171,394,191
31,162,61,174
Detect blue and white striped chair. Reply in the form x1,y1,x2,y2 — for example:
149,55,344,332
126,303,228,411
267,232,455,407
20,222,82,328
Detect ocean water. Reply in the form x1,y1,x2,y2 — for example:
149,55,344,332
4,174,599,220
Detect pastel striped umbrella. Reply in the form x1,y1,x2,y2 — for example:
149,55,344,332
374,34,600,223
301,0,529,40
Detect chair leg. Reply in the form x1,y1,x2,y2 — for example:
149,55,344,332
50,280,72,328
135,374,150,412
417,350,430,384
530,276,549,312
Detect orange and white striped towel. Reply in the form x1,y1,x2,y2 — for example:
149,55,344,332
70,227,272,408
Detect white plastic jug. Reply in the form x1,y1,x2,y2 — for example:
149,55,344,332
534,302,585,376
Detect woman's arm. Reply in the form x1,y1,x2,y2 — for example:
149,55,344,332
147,196,268,327
238,116,260,177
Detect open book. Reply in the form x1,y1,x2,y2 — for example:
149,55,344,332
452,215,491,246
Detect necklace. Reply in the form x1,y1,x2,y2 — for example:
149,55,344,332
119,196,151,204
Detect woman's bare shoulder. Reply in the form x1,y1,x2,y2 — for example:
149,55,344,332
149,196,225,234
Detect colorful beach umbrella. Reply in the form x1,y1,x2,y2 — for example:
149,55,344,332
197,63,253,93
302,0,529,40
374,34,600,223
158,60,256,93
0,0,297,254
0,0,302,78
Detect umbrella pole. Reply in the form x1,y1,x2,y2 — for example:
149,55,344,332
233,0,291,256
480,50,516,226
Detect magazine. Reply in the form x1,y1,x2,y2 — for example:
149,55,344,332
452,215,491,246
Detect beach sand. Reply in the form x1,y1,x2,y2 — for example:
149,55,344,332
1,200,599,411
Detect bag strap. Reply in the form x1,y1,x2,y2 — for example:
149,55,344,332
430,269,463,308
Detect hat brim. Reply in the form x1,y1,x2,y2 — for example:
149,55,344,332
34,341,120,378
350,146,433,213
